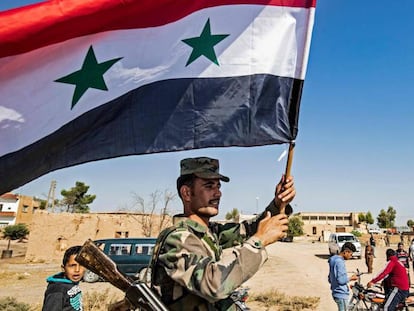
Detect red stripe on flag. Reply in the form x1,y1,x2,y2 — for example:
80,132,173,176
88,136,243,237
0,0,316,58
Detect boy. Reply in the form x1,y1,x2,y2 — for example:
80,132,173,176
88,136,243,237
42,245,85,311
328,242,358,311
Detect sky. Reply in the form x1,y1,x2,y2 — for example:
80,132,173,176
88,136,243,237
1,1,413,226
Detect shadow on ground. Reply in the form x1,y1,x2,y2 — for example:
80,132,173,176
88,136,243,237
315,254,330,260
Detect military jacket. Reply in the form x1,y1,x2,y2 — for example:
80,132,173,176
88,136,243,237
150,200,289,311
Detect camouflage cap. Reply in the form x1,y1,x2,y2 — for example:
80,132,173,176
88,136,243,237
180,157,230,182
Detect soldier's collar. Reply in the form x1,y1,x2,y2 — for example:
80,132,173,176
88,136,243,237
182,218,208,234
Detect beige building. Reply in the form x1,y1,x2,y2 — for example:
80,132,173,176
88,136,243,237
296,211,364,241
0,193,40,227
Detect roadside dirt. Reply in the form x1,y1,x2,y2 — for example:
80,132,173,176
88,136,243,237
0,238,406,310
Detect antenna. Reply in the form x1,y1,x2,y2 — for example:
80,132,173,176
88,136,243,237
46,180,57,212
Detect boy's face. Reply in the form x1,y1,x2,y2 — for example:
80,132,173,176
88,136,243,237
62,254,85,283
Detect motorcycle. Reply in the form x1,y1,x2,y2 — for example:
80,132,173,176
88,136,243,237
230,287,251,311
348,268,414,311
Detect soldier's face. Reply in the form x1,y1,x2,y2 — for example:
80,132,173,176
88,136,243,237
187,177,222,218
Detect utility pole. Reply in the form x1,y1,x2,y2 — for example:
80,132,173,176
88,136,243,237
46,180,57,212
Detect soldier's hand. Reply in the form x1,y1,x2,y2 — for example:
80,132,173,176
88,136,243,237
274,176,295,211
254,212,288,246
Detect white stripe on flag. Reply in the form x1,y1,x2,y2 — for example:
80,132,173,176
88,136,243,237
0,4,314,156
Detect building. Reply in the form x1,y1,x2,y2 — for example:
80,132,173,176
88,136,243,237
0,193,40,227
296,211,364,241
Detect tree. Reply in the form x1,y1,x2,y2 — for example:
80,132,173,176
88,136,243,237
407,219,414,229
358,213,365,224
36,198,47,210
365,211,374,225
60,181,96,213
288,216,304,237
377,206,396,229
225,208,240,222
2,224,30,251
131,190,176,237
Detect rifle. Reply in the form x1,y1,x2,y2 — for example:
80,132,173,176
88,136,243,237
75,239,168,311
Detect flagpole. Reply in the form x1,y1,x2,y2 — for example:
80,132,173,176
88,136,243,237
284,141,295,179
280,141,295,215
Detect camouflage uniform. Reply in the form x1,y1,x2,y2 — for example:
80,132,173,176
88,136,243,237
151,201,291,311
150,157,292,310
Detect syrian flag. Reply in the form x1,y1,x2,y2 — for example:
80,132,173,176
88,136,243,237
0,0,316,194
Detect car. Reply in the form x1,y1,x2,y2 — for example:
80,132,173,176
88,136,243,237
328,233,361,259
367,225,381,234
368,228,381,234
281,235,294,242
82,237,156,283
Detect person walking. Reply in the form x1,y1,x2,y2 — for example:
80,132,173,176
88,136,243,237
367,249,409,311
370,233,376,257
365,244,374,273
328,242,358,311
385,232,390,247
149,156,295,310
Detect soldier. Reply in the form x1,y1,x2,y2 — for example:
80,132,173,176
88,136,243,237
365,244,374,273
150,156,295,310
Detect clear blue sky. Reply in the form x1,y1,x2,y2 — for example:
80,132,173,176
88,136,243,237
2,1,413,226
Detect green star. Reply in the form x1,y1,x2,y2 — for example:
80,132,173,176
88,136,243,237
182,18,229,66
55,46,122,109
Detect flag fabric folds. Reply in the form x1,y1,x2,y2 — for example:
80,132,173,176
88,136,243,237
0,0,316,194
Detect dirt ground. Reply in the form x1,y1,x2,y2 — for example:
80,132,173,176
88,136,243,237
0,238,411,310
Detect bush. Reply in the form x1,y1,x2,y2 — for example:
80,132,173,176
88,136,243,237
251,289,320,310
0,297,31,311
83,289,120,311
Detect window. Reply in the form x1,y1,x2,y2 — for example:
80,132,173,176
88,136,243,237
136,244,155,255
338,236,356,242
0,204,3,211
22,205,29,213
109,244,131,255
115,231,129,238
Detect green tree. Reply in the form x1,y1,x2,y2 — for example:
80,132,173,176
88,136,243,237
377,206,396,228
225,208,240,222
351,230,362,237
358,213,366,223
365,211,374,225
60,181,96,213
2,223,30,251
288,216,304,237
407,219,414,229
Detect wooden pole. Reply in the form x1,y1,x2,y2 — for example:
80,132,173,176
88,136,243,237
280,141,295,215
284,141,295,178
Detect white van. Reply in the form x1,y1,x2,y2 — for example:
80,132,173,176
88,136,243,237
328,233,361,259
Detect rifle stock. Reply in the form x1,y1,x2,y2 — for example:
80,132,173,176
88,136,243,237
76,239,168,311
